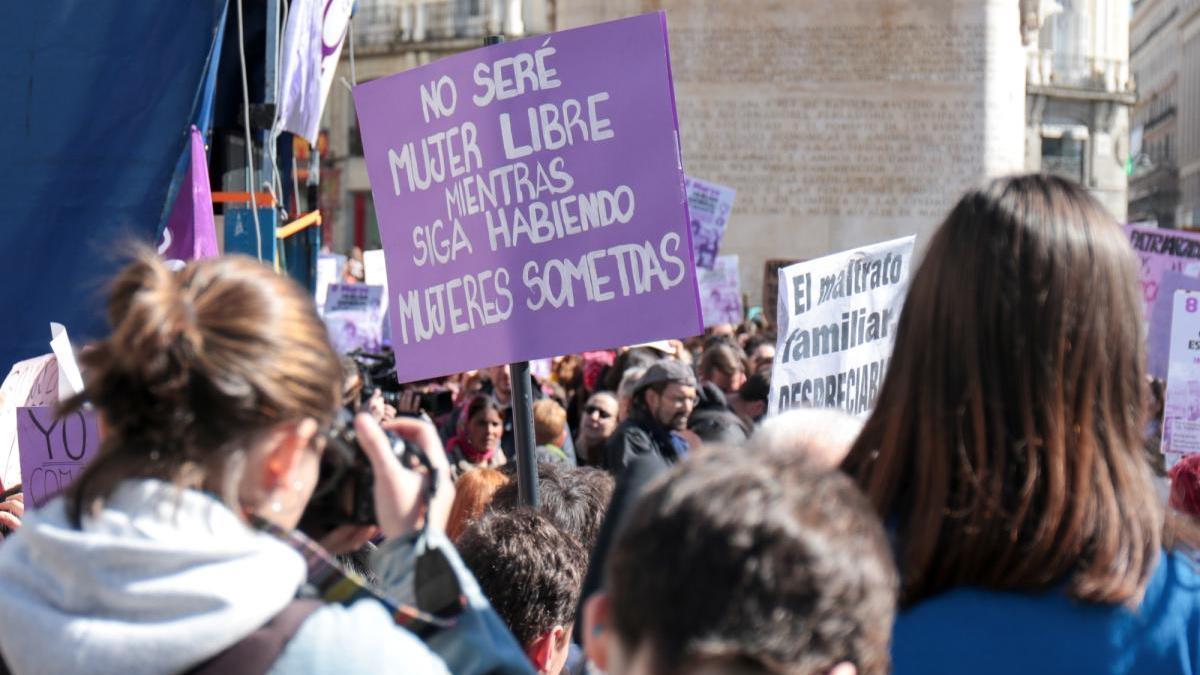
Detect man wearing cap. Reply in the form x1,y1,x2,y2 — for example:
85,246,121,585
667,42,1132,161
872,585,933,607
604,360,698,474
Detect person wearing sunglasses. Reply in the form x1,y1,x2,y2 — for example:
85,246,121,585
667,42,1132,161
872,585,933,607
575,392,619,469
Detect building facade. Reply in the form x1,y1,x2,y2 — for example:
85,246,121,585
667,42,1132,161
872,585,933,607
1129,0,1181,227
1178,0,1200,226
1024,0,1135,221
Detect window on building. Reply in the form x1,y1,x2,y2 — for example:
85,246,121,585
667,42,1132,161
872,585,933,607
1041,136,1085,183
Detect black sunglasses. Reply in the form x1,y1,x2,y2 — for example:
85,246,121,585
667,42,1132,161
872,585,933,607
585,405,614,419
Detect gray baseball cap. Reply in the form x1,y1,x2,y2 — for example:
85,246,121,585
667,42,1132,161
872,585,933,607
634,359,697,394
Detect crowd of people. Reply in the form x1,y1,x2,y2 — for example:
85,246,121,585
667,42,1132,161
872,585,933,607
1,174,1199,674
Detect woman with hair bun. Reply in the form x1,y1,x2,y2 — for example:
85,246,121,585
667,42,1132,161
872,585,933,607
843,175,1200,674
0,251,530,674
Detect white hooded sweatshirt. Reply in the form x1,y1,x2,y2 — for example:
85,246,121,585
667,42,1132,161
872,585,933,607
0,479,312,674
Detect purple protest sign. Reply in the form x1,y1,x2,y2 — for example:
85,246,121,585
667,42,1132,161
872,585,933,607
1125,225,1200,319
16,406,100,509
685,176,736,270
352,12,701,382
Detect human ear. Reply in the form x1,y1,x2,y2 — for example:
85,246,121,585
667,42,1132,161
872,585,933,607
750,400,767,418
583,592,611,671
526,632,553,672
643,388,660,411
262,418,319,490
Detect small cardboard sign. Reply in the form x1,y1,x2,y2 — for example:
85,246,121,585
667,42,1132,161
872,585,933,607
324,283,386,354
1125,224,1200,320
315,253,345,312
685,176,736,270
0,355,59,489
1149,271,1200,378
1163,290,1200,467
698,255,742,326
17,406,100,508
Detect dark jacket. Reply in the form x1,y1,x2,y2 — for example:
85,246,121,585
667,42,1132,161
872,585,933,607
687,382,749,443
604,412,683,474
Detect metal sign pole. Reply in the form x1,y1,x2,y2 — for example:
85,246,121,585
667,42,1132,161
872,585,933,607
482,32,538,508
510,360,540,507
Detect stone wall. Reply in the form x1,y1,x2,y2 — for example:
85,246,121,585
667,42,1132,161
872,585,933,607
557,0,1026,306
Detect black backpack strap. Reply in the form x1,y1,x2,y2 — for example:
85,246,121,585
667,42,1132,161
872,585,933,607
185,598,323,675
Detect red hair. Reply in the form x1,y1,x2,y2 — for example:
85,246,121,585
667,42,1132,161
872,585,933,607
446,468,510,541
1170,455,1200,518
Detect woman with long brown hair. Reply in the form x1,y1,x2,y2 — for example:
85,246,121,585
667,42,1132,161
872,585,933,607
843,175,1200,674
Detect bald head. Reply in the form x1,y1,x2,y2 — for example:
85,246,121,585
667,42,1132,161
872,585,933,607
751,407,864,469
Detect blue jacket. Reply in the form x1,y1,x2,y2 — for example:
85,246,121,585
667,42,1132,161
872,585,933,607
893,550,1200,675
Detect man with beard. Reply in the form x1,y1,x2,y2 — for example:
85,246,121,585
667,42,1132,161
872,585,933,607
605,360,697,474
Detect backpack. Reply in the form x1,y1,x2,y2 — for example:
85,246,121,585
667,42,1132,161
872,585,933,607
185,598,322,675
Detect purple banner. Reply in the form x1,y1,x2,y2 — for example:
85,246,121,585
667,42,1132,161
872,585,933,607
1125,225,1200,319
17,406,100,509
352,12,701,382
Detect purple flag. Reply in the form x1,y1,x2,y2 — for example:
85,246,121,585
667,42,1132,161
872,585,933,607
352,13,702,383
161,126,218,261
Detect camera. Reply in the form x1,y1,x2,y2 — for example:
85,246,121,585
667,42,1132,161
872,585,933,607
351,348,455,419
300,407,425,529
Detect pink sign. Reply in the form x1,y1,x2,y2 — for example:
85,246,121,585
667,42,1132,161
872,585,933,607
352,13,701,382
17,406,100,509
1125,224,1200,318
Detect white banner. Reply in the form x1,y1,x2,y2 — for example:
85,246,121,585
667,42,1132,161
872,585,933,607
324,283,385,354
0,355,57,489
277,0,355,144
768,236,915,417
315,253,345,312
1163,290,1200,467
697,254,742,327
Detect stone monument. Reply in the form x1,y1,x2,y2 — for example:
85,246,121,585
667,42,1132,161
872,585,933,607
557,0,1026,306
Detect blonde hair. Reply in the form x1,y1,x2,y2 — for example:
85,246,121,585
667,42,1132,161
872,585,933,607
533,399,567,446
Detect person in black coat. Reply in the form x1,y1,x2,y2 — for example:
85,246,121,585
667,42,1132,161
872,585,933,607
605,360,697,474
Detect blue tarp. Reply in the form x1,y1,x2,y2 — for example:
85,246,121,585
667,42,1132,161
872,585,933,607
0,2,226,373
